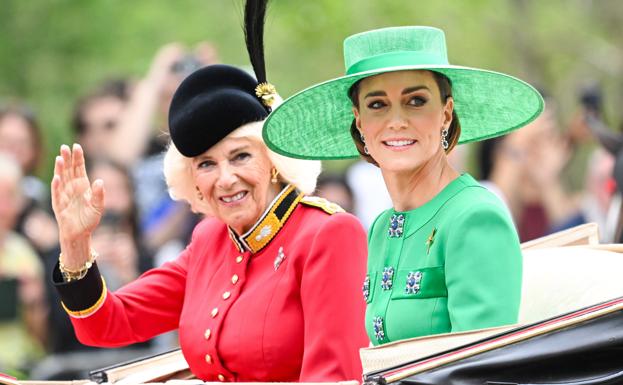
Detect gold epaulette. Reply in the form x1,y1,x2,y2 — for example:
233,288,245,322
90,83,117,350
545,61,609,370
300,196,345,215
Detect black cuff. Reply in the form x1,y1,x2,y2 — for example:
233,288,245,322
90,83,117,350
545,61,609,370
53,261,105,314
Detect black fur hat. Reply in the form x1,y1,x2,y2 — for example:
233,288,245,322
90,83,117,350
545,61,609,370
168,0,272,158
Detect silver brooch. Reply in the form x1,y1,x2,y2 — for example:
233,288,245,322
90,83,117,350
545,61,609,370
363,275,370,301
274,246,286,271
388,214,405,238
255,225,273,242
381,266,394,290
373,316,385,341
405,271,422,294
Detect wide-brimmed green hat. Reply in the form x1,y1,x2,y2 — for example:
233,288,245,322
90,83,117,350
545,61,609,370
263,26,544,160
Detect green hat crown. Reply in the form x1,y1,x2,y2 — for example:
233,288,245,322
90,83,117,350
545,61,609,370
344,27,449,75
263,26,544,160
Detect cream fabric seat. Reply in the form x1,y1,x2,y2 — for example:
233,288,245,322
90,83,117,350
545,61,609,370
519,245,623,324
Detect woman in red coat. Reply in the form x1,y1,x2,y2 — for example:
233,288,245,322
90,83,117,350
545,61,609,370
49,3,369,381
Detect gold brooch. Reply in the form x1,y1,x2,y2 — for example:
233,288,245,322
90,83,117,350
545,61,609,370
426,227,437,255
255,82,277,107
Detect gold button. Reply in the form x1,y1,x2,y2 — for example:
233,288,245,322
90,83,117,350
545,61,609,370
231,274,239,284
235,255,243,263
222,291,231,300
218,374,226,382
205,354,212,364
204,329,211,339
211,308,219,317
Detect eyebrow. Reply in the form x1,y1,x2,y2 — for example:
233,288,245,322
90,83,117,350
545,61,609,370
364,85,430,98
402,85,430,94
364,90,387,98
192,144,251,164
228,144,250,156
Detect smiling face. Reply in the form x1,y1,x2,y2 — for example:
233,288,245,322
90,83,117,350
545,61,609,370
192,136,279,234
353,70,454,173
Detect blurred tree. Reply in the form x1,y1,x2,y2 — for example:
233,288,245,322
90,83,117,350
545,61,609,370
0,0,621,180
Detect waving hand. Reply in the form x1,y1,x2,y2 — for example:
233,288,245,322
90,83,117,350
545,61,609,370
51,144,105,269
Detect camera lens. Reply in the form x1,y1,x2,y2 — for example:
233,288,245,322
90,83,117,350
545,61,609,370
171,55,203,75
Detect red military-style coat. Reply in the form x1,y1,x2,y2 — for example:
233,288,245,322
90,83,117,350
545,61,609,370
54,185,370,382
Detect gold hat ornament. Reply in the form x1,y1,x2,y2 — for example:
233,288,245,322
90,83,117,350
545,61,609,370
255,82,278,108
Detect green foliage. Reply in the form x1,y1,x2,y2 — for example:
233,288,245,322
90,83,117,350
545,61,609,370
1,0,622,179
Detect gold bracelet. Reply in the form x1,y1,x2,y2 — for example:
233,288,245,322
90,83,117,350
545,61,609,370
59,249,98,282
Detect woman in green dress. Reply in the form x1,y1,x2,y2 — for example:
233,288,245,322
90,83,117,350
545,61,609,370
263,26,543,345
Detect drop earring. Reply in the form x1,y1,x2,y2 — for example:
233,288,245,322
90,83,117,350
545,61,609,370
271,168,280,184
195,186,204,201
360,133,369,155
441,128,449,151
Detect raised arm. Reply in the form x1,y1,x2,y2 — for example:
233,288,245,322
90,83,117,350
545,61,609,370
107,44,186,166
51,143,104,274
51,143,189,346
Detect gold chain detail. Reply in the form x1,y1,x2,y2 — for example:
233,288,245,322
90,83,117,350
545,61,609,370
59,249,99,282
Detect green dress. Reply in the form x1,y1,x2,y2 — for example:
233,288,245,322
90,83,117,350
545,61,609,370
364,173,522,345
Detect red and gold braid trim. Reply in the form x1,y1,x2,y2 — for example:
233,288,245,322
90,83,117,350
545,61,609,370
243,185,302,253
228,185,303,254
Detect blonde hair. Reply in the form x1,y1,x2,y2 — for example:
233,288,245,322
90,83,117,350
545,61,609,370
163,121,321,215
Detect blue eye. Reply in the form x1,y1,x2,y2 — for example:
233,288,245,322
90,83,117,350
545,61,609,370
408,96,427,107
197,160,215,169
367,100,386,109
232,152,251,162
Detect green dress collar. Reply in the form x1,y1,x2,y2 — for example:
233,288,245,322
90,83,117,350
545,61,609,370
385,173,480,239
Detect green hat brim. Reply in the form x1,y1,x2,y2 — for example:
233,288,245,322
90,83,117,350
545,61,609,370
264,65,544,160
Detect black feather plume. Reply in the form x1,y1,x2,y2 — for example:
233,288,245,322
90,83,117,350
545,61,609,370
244,0,269,84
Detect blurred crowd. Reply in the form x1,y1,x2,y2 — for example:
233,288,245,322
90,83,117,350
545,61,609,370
0,43,620,379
